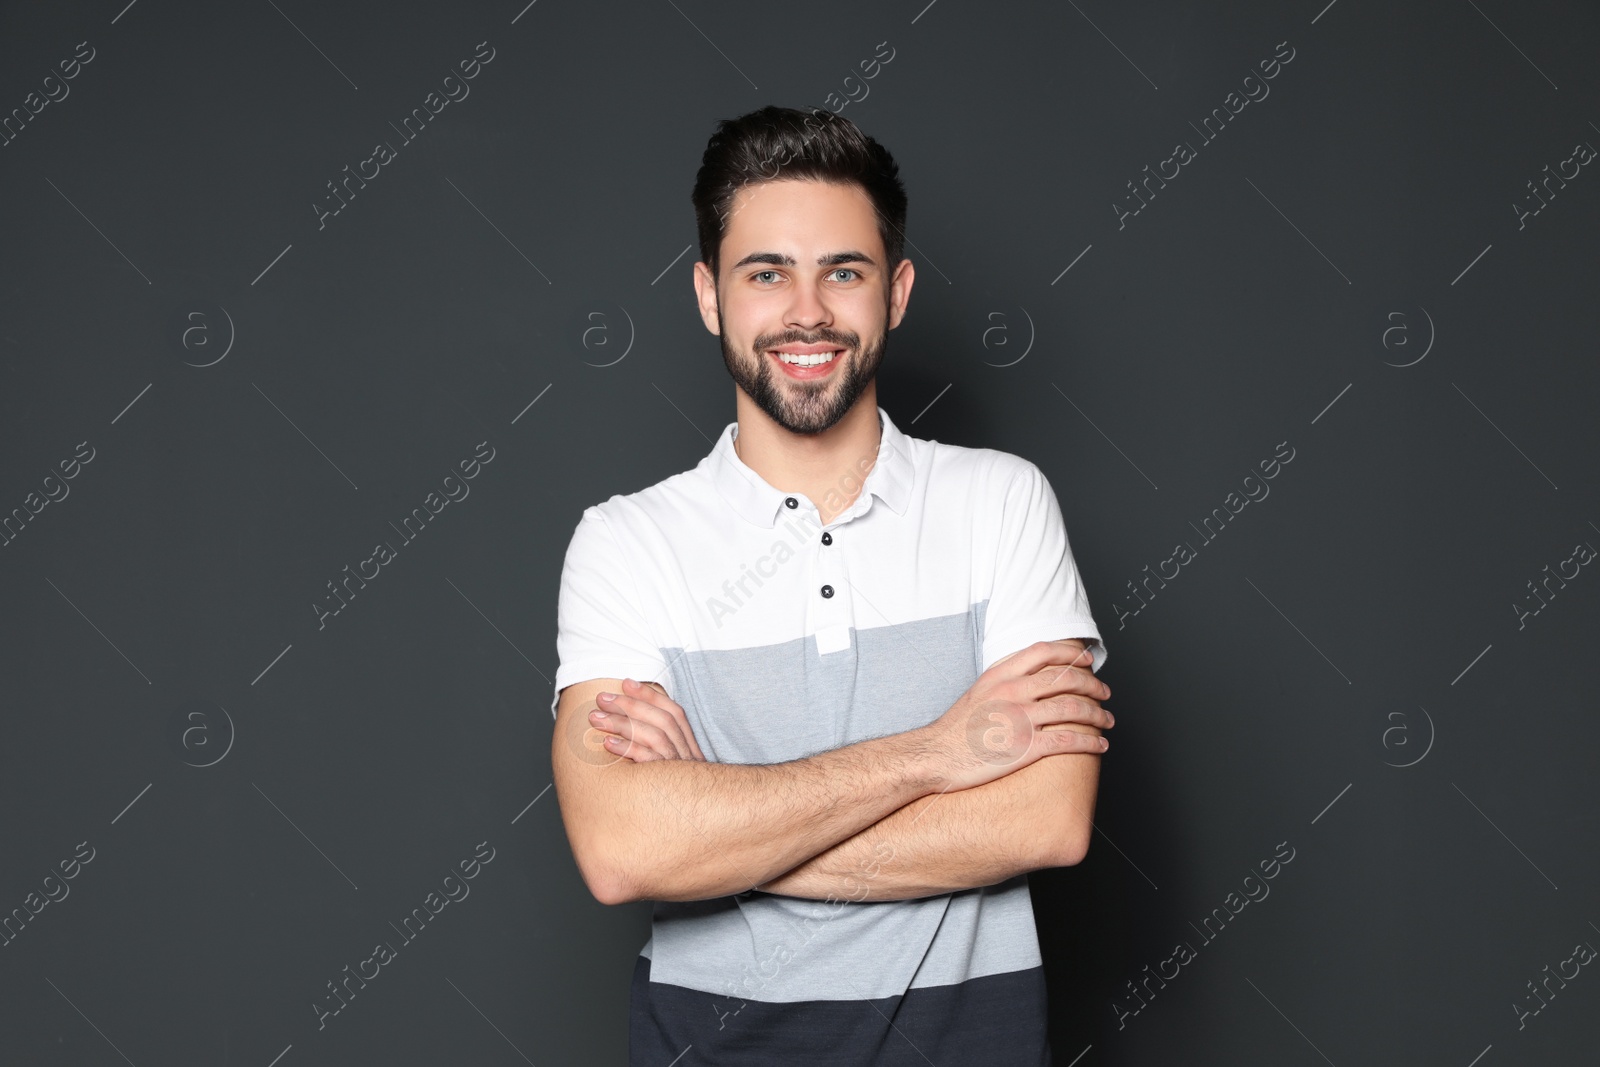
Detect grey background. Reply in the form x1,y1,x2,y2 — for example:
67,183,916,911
2,0,1597,1064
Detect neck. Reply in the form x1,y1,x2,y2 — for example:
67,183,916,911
732,385,882,525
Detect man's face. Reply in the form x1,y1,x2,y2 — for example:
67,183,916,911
694,178,913,436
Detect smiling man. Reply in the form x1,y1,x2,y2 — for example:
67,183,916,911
550,105,1113,1066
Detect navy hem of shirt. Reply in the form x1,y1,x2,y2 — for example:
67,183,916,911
628,952,1054,1067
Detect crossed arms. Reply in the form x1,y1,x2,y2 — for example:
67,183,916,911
550,638,1113,905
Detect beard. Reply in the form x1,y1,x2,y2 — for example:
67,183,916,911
717,301,888,436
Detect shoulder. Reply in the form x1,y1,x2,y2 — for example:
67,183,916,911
912,435,1046,501
571,464,710,545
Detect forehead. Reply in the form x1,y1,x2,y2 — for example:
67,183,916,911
722,179,880,258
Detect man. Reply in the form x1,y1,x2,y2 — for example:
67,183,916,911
549,104,1114,1066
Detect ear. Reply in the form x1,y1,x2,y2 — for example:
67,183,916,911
693,261,722,335
886,257,915,330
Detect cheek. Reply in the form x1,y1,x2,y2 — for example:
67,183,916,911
718,298,760,344
846,293,889,332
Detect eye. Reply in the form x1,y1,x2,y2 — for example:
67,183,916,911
753,270,781,284
830,268,859,282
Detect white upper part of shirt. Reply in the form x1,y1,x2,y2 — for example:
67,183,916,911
552,404,1106,725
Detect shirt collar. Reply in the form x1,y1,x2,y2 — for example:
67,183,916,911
706,405,915,528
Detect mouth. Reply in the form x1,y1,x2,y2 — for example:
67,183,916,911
768,347,845,379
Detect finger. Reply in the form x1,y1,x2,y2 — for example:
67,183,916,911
612,703,688,759
1047,639,1098,670
589,709,678,761
620,679,702,760
599,687,694,759
994,640,1098,684
680,728,705,761
1029,660,1112,704
1029,694,1115,732
591,712,676,762
1033,645,1107,693
602,730,665,762
1043,726,1110,754
635,680,705,761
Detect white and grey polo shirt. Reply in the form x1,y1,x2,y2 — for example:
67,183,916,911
552,404,1106,1065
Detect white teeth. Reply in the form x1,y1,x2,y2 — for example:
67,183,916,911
774,350,840,366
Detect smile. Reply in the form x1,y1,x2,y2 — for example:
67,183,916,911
768,348,844,380
769,349,842,366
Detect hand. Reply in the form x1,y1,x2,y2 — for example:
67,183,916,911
917,640,1114,793
588,678,706,763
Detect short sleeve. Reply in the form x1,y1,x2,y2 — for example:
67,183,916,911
549,507,671,720
979,459,1108,675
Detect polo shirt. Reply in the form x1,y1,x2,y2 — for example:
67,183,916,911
551,404,1107,1066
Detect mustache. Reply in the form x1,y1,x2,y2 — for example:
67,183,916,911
756,331,857,351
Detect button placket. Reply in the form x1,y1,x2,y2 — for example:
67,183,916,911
812,507,853,654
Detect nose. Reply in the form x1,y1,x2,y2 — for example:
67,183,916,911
785,278,832,334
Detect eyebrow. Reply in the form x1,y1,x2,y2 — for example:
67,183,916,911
730,250,877,272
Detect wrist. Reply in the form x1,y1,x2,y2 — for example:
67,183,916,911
901,725,954,796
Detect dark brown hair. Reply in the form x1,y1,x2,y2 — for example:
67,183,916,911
691,105,908,283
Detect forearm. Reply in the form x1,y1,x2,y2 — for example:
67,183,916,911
592,728,945,904
757,742,1101,902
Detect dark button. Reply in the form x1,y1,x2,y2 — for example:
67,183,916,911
821,531,833,545
820,584,834,598
784,497,798,509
